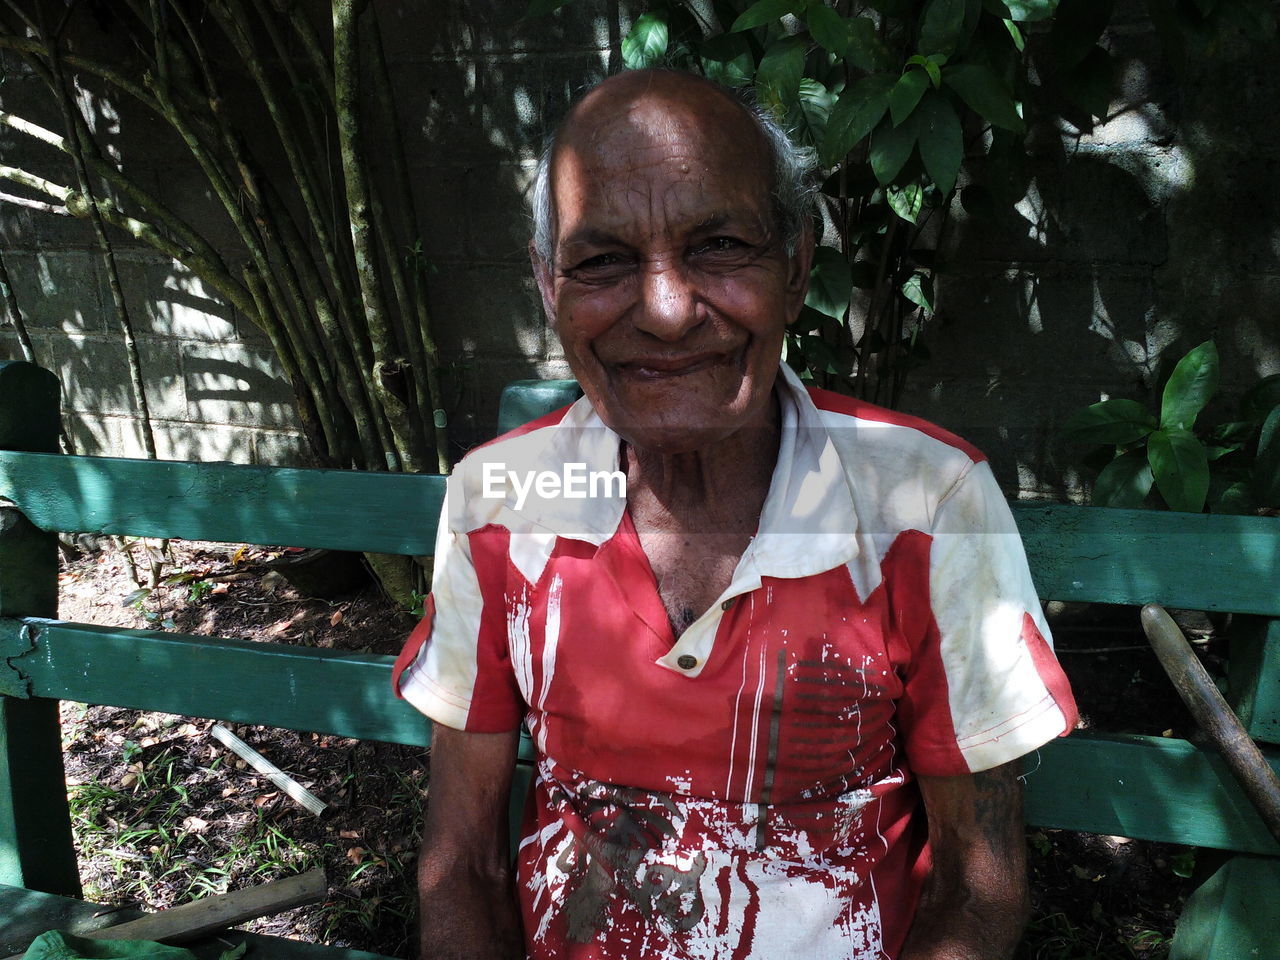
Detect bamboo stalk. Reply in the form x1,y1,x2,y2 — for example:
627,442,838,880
368,9,451,471
333,0,414,473
0,251,36,364
211,724,327,816
43,15,159,461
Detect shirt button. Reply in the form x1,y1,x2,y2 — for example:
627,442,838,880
677,654,698,670
721,598,736,611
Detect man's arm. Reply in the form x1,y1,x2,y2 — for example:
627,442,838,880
417,724,524,960
899,761,1031,960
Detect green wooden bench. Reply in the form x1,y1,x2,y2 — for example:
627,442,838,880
1,359,1278,957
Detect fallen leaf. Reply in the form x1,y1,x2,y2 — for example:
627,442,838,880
182,816,210,834
346,846,366,864
211,582,229,595
330,610,344,626
253,791,280,808
120,773,137,789
340,829,360,839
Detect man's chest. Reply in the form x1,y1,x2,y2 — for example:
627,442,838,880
484,529,924,805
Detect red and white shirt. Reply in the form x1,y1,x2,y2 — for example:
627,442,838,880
394,364,1077,959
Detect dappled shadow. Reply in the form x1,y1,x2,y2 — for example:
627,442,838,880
0,0,631,465
906,23,1280,497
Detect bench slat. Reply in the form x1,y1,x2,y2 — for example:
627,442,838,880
0,452,444,554
4,618,1278,853
1027,733,1280,856
1013,503,1280,615
3,453,1277,614
1,618,431,747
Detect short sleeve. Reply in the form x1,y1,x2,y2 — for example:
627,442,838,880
391,474,524,733
901,460,1078,775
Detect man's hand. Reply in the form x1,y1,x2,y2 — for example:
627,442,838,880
899,761,1031,960
417,724,524,960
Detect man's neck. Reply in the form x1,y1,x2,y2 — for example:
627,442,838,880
623,391,781,526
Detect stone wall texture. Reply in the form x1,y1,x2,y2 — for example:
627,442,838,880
1,1,1277,498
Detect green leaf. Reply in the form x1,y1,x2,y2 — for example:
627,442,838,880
920,0,967,55
217,943,248,960
524,0,575,16
1160,340,1219,431
923,58,943,87
870,114,918,184
805,246,854,320
821,73,894,165
1004,0,1059,20
700,32,755,87
1059,45,1115,118
1060,398,1158,444
1208,419,1257,443
622,12,669,69
1049,0,1116,70
846,16,894,72
1212,481,1258,516
1003,18,1026,51
755,35,807,111
1252,404,1280,506
944,63,1024,131
900,272,934,310
1149,428,1210,513
887,182,925,223
916,92,964,195
890,70,930,126
731,0,802,32
122,587,153,607
1092,449,1154,508
796,78,837,146
1241,374,1280,421
807,4,849,54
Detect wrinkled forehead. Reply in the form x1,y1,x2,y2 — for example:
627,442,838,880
550,77,774,226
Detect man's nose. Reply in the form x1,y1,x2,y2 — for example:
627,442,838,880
635,262,700,341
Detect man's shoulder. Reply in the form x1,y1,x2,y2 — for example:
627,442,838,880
804,385,987,466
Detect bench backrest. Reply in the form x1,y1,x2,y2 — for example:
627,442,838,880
2,361,1279,879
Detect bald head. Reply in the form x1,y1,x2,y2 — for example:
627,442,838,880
530,70,814,263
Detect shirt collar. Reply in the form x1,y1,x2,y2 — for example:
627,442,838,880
486,364,861,576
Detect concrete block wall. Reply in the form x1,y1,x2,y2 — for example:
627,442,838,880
2,1,1278,498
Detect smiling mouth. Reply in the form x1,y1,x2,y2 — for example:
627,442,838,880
617,352,730,379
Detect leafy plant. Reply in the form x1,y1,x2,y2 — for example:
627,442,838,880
532,0,1274,409
1062,340,1280,514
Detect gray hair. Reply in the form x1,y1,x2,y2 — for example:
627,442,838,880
530,77,816,263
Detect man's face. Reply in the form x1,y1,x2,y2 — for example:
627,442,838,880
534,76,812,454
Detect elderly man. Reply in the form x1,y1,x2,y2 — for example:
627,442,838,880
393,68,1078,960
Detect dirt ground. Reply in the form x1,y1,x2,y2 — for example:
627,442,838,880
55,539,1202,958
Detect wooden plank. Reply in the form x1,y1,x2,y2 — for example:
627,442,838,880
497,379,580,434
1170,854,1280,959
1230,617,1280,745
1013,503,1280,615
0,364,79,898
91,869,325,942
0,450,444,554
1024,733,1280,855
1,618,432,747
0,883,395,960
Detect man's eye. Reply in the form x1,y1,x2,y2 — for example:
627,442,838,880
694,236,747,255
573,253,627,271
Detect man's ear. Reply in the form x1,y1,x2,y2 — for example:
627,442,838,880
530,241,557,328
784,220,816,326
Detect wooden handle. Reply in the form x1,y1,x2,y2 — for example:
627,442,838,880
1141,603,1280,844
